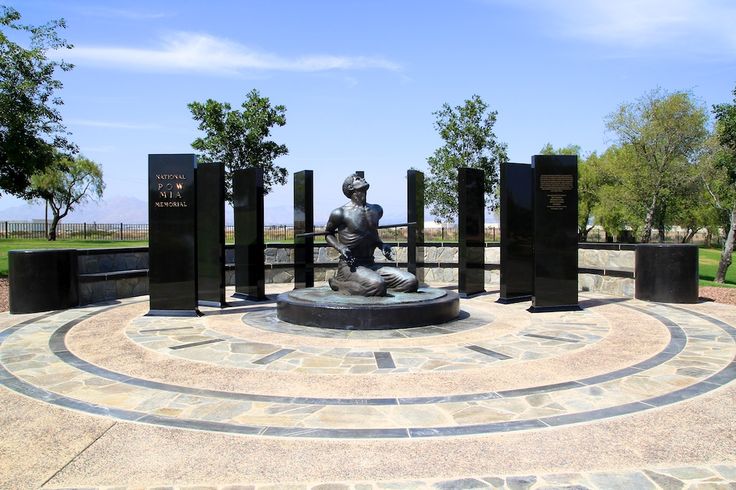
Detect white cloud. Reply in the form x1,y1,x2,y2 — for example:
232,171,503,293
493,0,736,56
66,32,402,74
68,119,161,130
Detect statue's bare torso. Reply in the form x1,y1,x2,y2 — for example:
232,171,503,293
326,202,383,263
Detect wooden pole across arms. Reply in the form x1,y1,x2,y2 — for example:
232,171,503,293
295,222,417,238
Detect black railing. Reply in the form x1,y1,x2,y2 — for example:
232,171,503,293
0,222,148,241
0,222,503,243
4,221,714,245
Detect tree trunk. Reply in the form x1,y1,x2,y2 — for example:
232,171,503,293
681,227,697,243
641,194,657,243
715,205,736,283
578,225,594,242
48,214,61,241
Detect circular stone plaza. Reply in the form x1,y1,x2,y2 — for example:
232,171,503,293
1,284,735,489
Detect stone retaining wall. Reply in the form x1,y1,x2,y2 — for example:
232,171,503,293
74,243,636,305
77,248,149,305
578,243,635,297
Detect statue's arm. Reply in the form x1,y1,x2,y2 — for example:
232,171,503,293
372,205,393,260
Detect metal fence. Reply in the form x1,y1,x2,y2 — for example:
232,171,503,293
0,222,502,243
0,221,717,245
583,228,718,246
0,222,148,241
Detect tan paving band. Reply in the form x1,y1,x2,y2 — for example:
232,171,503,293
63,296,668,398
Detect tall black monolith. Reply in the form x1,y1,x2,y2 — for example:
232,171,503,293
458,168,485,297
407,170,424,278
233,168,266,300
294,170,314,289
499,162,533,303
531,154,579,311
197,163,227,307
147,154,199,316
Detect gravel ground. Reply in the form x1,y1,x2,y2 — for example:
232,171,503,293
0,279,7,312
699,286,736,305
0,278,733,312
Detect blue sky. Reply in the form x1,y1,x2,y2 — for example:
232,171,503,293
4,0,736,223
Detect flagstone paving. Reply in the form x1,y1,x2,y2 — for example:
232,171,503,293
1,284,735,488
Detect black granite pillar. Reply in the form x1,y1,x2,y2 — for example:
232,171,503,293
147,154,199,316
9,249,78,313
458,167,485,297
197,163,227,307
407,170,424,278
232,168,266,300
635,244,698,303
499,162,534,303
531,154,579,311
294,170,314,289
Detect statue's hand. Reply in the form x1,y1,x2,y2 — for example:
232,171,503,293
381,243,393,261
340,247,356,266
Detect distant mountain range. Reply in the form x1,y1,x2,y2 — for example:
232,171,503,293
0,196,150,224
0,196,297,225
0,196,498,226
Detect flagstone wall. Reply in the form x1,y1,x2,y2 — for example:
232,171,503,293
74,242,636,305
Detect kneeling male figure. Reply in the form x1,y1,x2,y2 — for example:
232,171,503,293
325,173,418,296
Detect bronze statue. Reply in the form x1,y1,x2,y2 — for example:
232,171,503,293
325,173,418,296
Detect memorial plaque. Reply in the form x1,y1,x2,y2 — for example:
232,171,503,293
499,162,533,303
294,170,314,289
233,168,266,300
197,163,227,307
407,170,425,278
147,154,199,316
531,154,579,311
458,167,485,297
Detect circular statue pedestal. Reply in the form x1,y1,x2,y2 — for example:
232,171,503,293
276,287,460,330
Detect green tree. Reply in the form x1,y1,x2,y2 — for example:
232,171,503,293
706,84,736,282
590,144,642,242
0,6,74,198
539,143,603,241
605,88,708,242
30,154,105,240
188,89,288,202
669,175,716,243
425,95,508,221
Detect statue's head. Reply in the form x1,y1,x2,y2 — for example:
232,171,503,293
342,173,369,198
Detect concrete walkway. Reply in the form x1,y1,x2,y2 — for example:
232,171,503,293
0,285,734,489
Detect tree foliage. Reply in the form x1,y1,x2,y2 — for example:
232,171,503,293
705,84,736,282
605,88,708,242
425,95,508,221
31,154,105,240
713,85,736,155
0,6,74,198
189,89,289,202
590,145,641,241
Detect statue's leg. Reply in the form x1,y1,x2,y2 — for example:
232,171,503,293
374,266,418,293
330,263,387,296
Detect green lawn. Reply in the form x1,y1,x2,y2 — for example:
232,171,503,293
698,247,736,288
0,239,148,277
